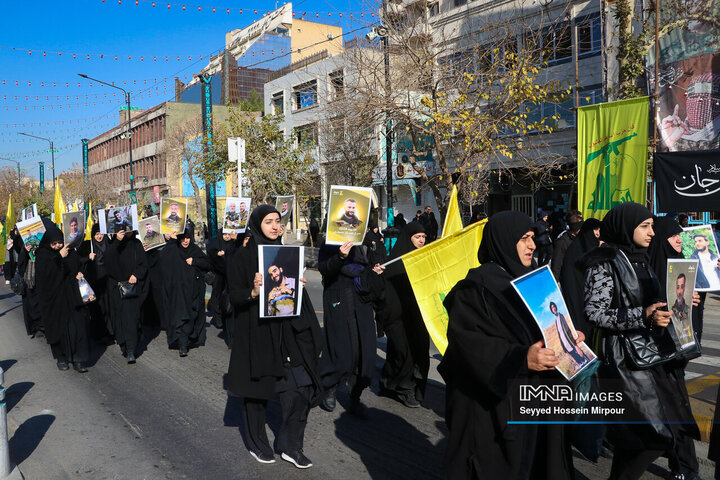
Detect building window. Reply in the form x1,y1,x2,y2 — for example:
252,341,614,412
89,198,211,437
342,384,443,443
577,14,601,56
454,0,467,6
292,80,318,111
541,23,572,64
579,87,604,107
329,70,344,100
294,123,318,146
429,1,439,16
272,92,284,115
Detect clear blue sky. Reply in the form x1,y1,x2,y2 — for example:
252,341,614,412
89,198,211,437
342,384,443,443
0,0,373,178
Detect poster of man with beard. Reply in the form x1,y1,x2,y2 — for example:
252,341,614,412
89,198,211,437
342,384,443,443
325,185,372,245
258,245,304,318
160,197,187,234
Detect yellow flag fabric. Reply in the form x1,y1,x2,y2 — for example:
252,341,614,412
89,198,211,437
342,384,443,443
54,180,66,228
0,194,13,265
85,202,94,241
401,218,487,355
578,97,649,220
441,185,463,238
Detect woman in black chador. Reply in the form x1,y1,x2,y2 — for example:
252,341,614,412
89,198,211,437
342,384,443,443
439,211,577,480
15,235,44,337
161,228,211,356
207,229,243,346
226,205,323,469
78,223,114,344
379,222,429,408
104,229,148,364
35,219,91,373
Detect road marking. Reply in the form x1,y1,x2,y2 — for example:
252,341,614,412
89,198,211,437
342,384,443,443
687,374,720,395
690,356,720,367
118,412,143,438
686,371,704,380
700,339,720,350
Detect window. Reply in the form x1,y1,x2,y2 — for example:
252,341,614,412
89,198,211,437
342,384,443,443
577,14,601,56
541,23,572,64
292,80,318,111
454,0,467,6
271,91,284,115
579,87,604,107
329,70,344,100
294,123,318,146
429,2,439,16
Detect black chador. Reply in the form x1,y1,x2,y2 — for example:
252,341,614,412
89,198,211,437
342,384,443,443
207,229,243,346
78,223,114,343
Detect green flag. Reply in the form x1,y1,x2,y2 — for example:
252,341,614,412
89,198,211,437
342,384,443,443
578,97,649,220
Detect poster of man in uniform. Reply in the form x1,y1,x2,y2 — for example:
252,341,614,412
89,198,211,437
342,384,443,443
222,197,251,233
62,210,87,249
679,224,720,291
512,265,597,381
17,215,45,260
139,216,165,251
99,205,139,235
160,197,187,234
275,195,295,227
258,245,304,318
325,186,372,245
21,204,38,221
667,259,699,349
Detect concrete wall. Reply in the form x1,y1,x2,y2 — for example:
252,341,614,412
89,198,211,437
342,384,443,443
291,19,344,63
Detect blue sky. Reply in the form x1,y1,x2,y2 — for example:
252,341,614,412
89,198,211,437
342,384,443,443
512,266,571,330
0,0,373,178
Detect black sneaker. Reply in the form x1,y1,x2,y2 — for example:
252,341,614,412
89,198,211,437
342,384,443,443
126,353,136,364
56,361,69,371
399,394,421,408
319,387,336,412
281,451,313,469
179,347,188,357
249,450,275,464
73,362,88,373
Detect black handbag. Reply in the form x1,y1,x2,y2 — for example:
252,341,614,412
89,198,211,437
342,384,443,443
619,327,678,370
118,281,138,299
9,271,25,295
204,270,216,285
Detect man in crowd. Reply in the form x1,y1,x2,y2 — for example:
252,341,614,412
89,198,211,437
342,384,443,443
691,233,720,290
336,198,361,228
266,264,296,316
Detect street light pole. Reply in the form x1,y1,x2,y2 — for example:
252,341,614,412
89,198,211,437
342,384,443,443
17,132,55,188
78,73,134,193
0,158,22,189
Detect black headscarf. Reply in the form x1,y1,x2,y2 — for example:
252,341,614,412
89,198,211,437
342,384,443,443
389,222,426,260
648,216,684,292
90,222,109,263
248,204,282,247
38,218,63,248
600,202,654,263
477,210,534,279
576,218,602,253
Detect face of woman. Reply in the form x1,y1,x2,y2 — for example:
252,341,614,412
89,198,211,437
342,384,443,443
410,232,426,249
94,232,104,242
50,240,63,251
181,237,191,248
632,218,655,247
261,213,282,240
516,230,536,267
668,233,683,253
593,228,601,239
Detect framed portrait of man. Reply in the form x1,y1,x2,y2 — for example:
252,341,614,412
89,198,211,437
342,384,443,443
99,205,139,235
222,196,251,233
258,245,304,318
16,215,45,260
512,265,597,381
138,216,165,251
679,224,720,291
62,210,87,249
275,195,295,227
325,185,372,245
666,259,699,349
160,197,188,234
21,204,38,221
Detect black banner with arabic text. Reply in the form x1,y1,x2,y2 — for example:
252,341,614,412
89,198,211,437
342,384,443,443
655,149,720,211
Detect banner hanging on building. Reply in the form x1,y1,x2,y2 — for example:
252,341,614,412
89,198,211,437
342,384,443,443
654,149,720,211
578,97,649,220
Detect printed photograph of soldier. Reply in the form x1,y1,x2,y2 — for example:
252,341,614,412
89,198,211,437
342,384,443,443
679,224,720,291
275,195,295,226
62,210,86,248
222,197,251,233
259,245,304,318
139,216,165,251
667,259,698,348
160,197,187,234
99,205,138,235
325,186,372,245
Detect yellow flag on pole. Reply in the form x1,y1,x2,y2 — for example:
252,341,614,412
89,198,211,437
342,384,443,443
400,218,487,354
0,194,14,265
54,179,66,228
85,202,94,241
441,185,463,238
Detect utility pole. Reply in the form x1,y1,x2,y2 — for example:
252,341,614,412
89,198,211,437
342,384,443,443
200,74,218,240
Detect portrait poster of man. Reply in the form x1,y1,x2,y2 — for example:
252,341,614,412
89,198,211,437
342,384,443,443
160,197,188,234
17,215,45,260
222,196,251,233
679,224,720,291
325,185,372,245
62,210,87,249
138,216,165,251
275,195,295,227
511,265,597,381
21,204,38,221
667,259,699,349
258,245,304,318
99,205,139,235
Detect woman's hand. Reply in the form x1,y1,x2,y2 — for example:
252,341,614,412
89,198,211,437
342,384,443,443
116,230,126,241
300,277,307,286
693,291,701,307
372,263,385,275
186,257,193,265
89,252,96,261
574,330,586,344
251,272,262,299
59,245,70,258
646,302,671,327
128,274,137,284
217,250,225,257
338,241,353,259
76,272,84,280
527,340,559,371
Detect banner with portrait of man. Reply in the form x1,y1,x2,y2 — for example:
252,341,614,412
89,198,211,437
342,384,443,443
138,216,165,251
62,210,87,249
666,259,699,349
325,186,372,245
679,224,720,292
99,205,138,236
258,245,304,318
222,196,251,234
160,197,187,234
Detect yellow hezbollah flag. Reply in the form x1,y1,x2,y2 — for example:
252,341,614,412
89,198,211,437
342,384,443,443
401,219,487,354
441,185,463,238
85,202,94,241
54,179,67,228
0,194,14,265
578,97,649,220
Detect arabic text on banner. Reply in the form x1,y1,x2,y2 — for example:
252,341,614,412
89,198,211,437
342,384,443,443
654,149,720,211
578,97,649,220
401,219,487,355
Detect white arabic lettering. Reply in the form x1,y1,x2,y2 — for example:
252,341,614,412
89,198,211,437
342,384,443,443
674,164,720,197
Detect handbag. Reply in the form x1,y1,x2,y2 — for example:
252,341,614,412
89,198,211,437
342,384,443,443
205,270,216,285
118,281,138,299
619,327,678,370
10,271,25,295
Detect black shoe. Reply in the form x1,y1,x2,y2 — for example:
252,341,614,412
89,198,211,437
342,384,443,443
281,451,312,469
179,347,188,357
398,393,421,408
347,397,368,419
249,450,275,464
126,353,136,364
319,387,336,412
73,362,88,373
56,361,69,371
